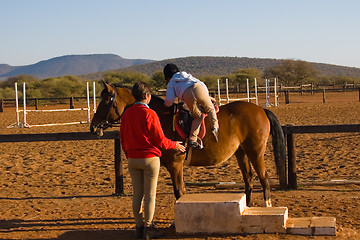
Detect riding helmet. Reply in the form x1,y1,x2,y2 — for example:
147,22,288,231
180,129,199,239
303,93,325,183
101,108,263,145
163,63,179,80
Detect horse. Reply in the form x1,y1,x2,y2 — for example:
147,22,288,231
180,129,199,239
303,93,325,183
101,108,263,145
90,82,287,207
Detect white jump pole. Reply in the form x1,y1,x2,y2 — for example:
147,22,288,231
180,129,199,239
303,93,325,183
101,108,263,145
217,78,258,105
217,79,221,105
246,78,250,102
265,79,271,107
86,82,90,123
7,82,22,128
23,82,29,127
20,82,92,127
274,78,278,107
226,78,229,103
254,78,258,105
93,81,96,113
15,82,20,126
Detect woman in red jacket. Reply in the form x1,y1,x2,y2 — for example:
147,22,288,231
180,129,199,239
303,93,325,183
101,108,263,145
120,82,185,239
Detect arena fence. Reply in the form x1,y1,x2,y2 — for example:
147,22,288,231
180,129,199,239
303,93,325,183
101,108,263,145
1,124,360,194
0,131,124,196
282,124,360,189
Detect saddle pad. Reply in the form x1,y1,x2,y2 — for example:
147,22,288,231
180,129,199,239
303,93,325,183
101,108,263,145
174,113,206,140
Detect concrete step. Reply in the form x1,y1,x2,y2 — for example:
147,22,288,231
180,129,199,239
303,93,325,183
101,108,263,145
175,193,246,234
286,217,336,236
175,193,288,234
174,193,335,236
241,207,288,234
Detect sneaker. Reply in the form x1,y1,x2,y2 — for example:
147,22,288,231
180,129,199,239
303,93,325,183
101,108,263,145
187,139,203,150
143,224,165,240
135,225,144,239
211,127,219,142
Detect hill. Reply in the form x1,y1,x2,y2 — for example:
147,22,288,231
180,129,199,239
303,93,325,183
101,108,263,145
83,56,360,80
0,64,17,76
0,54,153,79
2,55,360,81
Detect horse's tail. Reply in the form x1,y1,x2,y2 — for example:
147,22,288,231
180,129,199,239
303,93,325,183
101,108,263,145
264,108,287,189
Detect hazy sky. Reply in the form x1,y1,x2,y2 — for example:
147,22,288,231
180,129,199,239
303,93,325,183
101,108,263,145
1,0,359,67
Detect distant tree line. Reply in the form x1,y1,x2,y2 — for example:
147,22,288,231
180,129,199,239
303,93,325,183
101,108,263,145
1,59,360,99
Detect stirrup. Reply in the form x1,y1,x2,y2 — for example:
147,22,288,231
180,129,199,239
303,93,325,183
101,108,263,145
187,139,203,150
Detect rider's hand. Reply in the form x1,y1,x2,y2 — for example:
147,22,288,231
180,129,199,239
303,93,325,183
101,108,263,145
175,142,186,153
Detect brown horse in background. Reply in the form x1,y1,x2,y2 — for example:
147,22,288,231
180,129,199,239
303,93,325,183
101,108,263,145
90,82,286,207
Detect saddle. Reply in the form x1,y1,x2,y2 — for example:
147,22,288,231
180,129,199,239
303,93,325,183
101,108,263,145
173,106,206,140
173,103,218,140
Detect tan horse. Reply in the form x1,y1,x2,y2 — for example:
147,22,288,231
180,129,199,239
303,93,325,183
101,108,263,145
90,82,286,207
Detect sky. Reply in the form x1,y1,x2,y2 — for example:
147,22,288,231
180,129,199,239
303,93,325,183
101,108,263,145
1,0,360,68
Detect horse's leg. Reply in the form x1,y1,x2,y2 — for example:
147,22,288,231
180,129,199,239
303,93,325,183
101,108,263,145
243,141,272,207
251,156,272,207
234,148,253,207
164,160,186,200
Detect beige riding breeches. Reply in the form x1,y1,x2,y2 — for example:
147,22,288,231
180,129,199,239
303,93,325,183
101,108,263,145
127,156,160,228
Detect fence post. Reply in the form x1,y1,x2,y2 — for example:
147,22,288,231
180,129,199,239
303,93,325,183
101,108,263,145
311,83,314,95
286,125,297,189
285,91,290,104
358,88,360,102
322,89,326,103
35,98,38,110
114,138,124,195
0,99,3,112
70,97,74,109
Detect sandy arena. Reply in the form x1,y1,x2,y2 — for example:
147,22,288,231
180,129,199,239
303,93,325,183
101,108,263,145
0,91,359,239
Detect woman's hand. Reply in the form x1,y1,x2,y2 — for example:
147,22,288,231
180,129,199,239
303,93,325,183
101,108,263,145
175,142,186,153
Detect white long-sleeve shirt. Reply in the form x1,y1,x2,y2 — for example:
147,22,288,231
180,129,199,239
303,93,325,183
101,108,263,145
164,71,208,107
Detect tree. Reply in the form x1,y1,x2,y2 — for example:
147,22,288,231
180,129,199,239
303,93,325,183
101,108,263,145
0,75,41,99
263,59,318,86
40,76,85,98
103,72,150,86
150,71,167,90
223,68,262,91
199,75,220,90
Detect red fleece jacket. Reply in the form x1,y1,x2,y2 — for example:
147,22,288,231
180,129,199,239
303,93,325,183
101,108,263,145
120,103,176,158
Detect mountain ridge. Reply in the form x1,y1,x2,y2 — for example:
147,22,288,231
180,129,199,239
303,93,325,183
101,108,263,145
0,54,153,79
1,55,360,80
83,56,360,80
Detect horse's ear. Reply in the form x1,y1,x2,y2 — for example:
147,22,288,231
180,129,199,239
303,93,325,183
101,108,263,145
102,80,108,88
102,80,113,93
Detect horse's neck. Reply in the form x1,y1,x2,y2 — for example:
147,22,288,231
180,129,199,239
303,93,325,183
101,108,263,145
117,88,135,106
149,96,167,112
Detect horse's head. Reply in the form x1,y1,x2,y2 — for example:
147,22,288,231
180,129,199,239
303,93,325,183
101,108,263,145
90,81,135,136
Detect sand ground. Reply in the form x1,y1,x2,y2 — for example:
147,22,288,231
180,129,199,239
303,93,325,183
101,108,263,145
0,90,359,239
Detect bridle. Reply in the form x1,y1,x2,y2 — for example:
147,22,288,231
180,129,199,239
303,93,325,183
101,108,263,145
96,88,122,130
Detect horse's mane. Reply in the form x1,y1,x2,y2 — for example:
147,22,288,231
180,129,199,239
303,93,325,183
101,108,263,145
149,94,173,114
111,83,131,89
150,94,165,103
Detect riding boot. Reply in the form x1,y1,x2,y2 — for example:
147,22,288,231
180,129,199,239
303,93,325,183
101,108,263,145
143,224,165,240
211,127,219,142
187,139,203,150
135,225,144,239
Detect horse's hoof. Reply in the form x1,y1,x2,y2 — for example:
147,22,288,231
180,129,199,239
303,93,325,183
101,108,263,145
264,199,272,207
169,220,175,228
96,128,103,137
